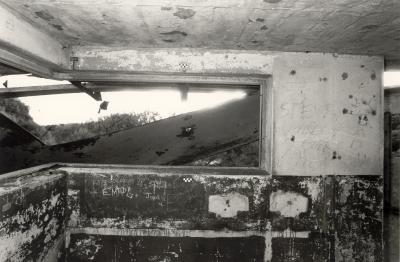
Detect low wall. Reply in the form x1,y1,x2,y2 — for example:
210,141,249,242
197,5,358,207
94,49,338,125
63,165,383,262
0,165,67,261
0,164,383,261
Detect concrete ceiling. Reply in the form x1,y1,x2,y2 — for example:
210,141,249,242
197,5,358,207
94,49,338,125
1,0,400,60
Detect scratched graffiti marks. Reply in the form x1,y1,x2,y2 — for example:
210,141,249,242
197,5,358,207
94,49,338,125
68,234,265,262
78,173,269,231
82,173,207,219
334,176,383,262
272,236,330,262
65,168,382,261
342,94,377,127
0,173,67,261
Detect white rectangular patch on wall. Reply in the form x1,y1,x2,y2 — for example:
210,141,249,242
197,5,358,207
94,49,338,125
208,193,249,218
269,190,308,217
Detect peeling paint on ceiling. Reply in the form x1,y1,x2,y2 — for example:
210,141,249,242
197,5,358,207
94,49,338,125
0,0,399,59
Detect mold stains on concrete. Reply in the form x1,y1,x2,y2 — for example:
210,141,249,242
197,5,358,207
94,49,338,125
208,193,249,218
332,151,342,160
319,77,328,82
68,235,102,260
272,237,330,262
361,25,380,31
342,72,348,80
176,124,196,140
335,176,383,262
160,31,187,42
358,114,369,126
0,173,67,261
0,162,383,261
68,234,266,262
51,24,63,31
173,8,196,19
371,72,377,80
342,108,349,114
290,70,296,75
290,136,295,142
269,190,308,217
61,166,383,261
161,6,172,11
263,0,282,3
349,94,353,99
256,18,265,22
34,10,54,21
260,25,268,30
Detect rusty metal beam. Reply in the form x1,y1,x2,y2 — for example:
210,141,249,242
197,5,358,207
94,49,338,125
0,93,259,174
0,4,69,77
0,82,258,98
70,81,102,101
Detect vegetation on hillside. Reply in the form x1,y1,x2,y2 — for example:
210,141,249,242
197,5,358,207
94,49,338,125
0,98,258,166
0,98,159,144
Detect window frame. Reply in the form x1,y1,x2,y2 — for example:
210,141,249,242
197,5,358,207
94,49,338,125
2,72,273,175
68,73,273,174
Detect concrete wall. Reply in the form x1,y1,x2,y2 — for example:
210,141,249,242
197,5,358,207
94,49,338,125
63,164,382,262
0,166,67,261
72,48,384,176
0,164,380,262
0,49,384,261
66,166,383,261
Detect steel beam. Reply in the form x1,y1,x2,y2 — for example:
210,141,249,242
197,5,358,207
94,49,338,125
70,81,102,101
0,3,69,77
0,82,258,98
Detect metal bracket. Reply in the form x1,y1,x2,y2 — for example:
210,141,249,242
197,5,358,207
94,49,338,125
70,81,102,101
70,57,79,70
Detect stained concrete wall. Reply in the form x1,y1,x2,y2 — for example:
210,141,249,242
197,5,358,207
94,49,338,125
0,167,67,261
72,48,384,176
39,165,387,261
0,49,384,261
0,162,383,261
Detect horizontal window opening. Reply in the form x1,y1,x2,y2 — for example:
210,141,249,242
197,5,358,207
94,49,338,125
0,79,261,169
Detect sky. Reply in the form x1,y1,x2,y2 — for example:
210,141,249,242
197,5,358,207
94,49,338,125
0,71,399,125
